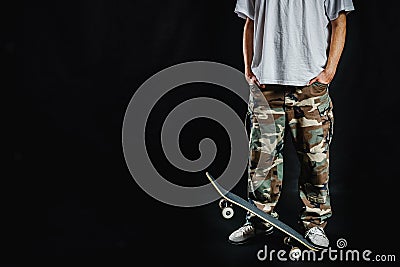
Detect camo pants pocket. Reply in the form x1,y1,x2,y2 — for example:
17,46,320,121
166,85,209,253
317,92,334,146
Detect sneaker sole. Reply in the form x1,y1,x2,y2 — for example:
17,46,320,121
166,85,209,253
228,230,274,245
306,241,329,250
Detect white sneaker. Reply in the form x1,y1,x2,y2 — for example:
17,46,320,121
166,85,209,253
305,226,330,248
228,223,273,244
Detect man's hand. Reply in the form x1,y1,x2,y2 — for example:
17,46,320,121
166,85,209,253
245,69,265,88
307,68,336,85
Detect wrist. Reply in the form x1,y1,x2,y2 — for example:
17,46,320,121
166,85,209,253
325,66,336,81
325,65,337,76
245,67,252,75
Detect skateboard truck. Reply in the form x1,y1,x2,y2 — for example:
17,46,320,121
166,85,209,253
219,199,234,219
284,237,302,260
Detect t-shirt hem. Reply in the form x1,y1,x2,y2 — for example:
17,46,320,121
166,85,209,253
258,79,310,87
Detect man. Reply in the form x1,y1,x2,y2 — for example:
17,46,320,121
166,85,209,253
229,0,355,248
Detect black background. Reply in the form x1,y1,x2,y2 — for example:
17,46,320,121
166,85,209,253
6,0,399,265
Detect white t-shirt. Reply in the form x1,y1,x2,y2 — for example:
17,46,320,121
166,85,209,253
235,0,355,86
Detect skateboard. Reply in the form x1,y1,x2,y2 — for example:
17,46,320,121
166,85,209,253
206,172,320,257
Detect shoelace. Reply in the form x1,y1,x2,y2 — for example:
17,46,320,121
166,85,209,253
305,227,326,238
238,224,254,235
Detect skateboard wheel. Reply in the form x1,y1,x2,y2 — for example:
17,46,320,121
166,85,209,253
284,236,291,245
222,207,234,219
289,247,302,260
219,199,227,209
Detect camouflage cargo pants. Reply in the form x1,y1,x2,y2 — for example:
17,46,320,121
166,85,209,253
247,82,334,230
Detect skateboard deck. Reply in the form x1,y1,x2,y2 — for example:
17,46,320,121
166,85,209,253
206,172,320,251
